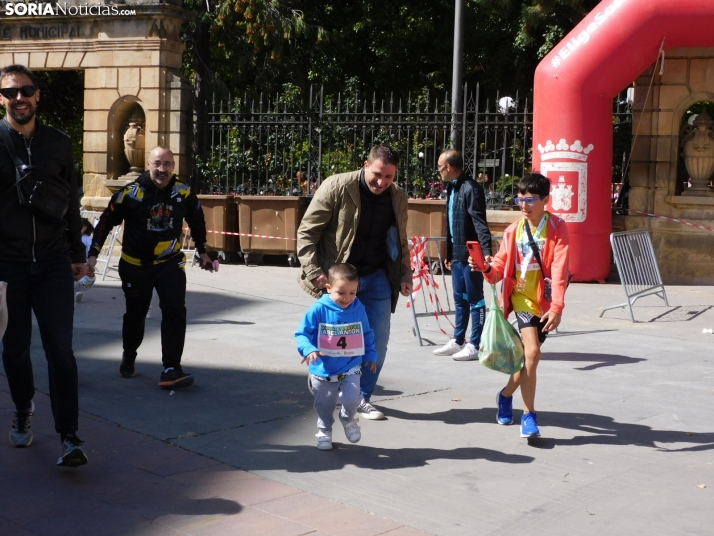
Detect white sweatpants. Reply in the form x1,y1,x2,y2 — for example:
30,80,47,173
311,372,361,433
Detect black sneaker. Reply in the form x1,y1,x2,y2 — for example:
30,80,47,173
57,433,88,467
119,353,136,378
158,367,194,389
9,401,34,448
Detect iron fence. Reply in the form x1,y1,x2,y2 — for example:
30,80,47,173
193,84,629,207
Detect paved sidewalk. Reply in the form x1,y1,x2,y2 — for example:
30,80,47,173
1,261,713,535
0,387,425,535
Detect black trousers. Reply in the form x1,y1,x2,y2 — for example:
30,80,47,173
119,254,187,369
0,256,79,434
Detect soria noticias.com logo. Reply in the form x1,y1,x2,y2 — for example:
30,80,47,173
4,2,137,16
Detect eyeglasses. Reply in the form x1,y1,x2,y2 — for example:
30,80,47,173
437,163,447,171
0,85,37,99
149,161,174,168
513,196,545,207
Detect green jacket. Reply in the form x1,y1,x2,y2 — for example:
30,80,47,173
296,170,412,313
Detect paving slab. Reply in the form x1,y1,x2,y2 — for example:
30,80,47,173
1,262,713,535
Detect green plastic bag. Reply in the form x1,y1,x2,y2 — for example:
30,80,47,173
478,284,525,375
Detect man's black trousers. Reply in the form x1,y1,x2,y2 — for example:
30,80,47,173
119,254,187,369
0,256,79,434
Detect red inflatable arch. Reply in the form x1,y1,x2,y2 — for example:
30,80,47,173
533,0,714,281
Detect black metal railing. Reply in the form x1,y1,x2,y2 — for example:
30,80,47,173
193,84,628,207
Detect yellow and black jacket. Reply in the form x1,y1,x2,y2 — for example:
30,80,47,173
90,172,207,266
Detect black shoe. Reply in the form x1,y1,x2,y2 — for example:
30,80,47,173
119,353,136,378
158,367,194,389
57,433,88,467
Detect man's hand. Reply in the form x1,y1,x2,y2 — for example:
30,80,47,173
301,351,323,365
199,253,215,272
72,263,87,281
541,310,561,332
87,256,97,277
400,282,413,296
311,273,328,290
363,361,377,373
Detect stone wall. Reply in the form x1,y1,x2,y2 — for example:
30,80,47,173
629,47,714,284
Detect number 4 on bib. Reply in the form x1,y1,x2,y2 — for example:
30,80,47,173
318,322,365,357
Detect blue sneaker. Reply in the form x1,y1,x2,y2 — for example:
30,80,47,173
496,390,513,425
520,412,540,438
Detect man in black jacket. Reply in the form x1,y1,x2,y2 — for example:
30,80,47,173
0,64,88,467
433,149,492,361
88,146,212,389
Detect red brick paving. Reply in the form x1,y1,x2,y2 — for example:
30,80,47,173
0,388,429,535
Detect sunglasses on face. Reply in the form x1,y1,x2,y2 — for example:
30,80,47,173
0,85,37,99
513,196,545,207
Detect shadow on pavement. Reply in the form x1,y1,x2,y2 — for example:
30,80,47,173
541,352,646,371
243,443,535,472
530,411,714,452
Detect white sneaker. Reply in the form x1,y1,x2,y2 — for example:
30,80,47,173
74,292,83,303
357,400,385,420
452,342,479,361
146,308,152,319
342,418,361,443
316,431,333,450
433,339,464,356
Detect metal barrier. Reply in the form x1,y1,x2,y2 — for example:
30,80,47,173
80,210,122,281
408,237,456,346
600,230,669,322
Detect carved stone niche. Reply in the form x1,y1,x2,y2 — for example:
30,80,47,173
681,109,714,197
106,105,146,194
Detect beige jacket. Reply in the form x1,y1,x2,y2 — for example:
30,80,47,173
296,170,412,313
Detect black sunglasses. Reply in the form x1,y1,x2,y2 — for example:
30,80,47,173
0,85,37,99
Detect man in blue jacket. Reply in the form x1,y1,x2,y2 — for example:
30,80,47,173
433,149,492,361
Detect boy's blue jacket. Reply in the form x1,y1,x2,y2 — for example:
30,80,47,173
295,294,377,378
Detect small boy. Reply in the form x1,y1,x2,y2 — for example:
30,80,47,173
75,218,96,302
472,173,569,438
295,263,378,450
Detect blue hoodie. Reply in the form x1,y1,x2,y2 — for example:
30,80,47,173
295,294,377,378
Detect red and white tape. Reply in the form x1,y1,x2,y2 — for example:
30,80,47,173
407,236,455,335
629,210,714,233
183,228,297,240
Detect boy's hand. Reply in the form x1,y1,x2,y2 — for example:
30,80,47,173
541,310,561,332
468,255,492,272
363,361,377,373
301,351,323,365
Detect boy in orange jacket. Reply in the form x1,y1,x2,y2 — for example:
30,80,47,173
471,173,569,438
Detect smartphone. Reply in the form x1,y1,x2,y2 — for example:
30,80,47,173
466,241,486,271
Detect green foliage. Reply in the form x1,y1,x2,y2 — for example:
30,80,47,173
32,71,84,177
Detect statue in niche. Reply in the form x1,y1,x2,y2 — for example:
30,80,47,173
122,114,145,179
681,109,714,197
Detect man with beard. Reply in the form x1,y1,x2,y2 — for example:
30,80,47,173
0,64,88,467
88,146,212,389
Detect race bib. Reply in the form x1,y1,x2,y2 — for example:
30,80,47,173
318,322,365,357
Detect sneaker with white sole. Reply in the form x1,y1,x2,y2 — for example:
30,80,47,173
316,430,333,450
433,339,464,356
74,291,83,303
356,400,384,420
452,342,479,361
520,412,540,438
9,401,34,448
57,433,88,467
496,389,514,425
342,419,361,443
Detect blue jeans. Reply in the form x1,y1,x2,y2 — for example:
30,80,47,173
357,269,392,401
451,260,486,347
0,256,79,434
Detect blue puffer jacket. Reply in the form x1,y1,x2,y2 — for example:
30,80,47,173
295,294,377,378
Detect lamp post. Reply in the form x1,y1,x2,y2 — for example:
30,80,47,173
451,0,464,149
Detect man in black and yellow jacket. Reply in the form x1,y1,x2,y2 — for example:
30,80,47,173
88,146,212,389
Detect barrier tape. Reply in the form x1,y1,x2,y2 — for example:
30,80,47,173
629,210,714,233
407,236,455,335
183,227,297,240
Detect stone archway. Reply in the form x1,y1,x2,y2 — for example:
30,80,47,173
0,0,192,209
